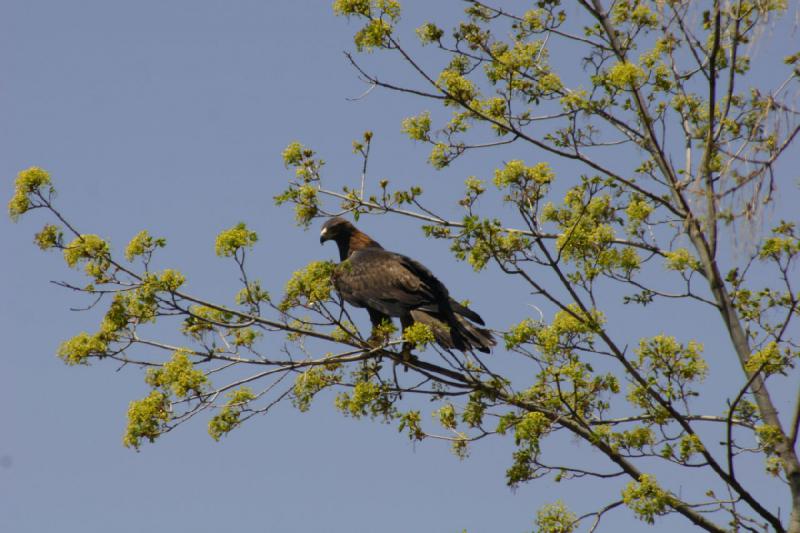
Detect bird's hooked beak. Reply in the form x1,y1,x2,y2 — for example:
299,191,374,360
319,227,329,245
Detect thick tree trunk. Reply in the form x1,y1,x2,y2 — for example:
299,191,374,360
698,239,800,532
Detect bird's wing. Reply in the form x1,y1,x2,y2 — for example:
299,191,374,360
333,249,443,316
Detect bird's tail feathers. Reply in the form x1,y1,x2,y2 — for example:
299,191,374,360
448,298,485,326
409,310,495,354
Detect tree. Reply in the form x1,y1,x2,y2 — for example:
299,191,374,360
8,0,800,531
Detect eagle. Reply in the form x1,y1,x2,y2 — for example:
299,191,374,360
320,217,495,354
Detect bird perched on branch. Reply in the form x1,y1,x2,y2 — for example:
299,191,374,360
319,216,495,354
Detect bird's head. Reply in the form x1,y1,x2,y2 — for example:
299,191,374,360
319,216,355,245
320,217,381,261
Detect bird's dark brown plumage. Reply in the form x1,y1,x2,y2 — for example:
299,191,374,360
320,217,495,353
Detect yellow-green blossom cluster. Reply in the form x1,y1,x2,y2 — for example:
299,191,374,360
8,167,52,221
275,141,324,226
416,22,443,45
664,248,701,272
401,111,431,141
629,335,707,411
333,0,400,52
635,335,707,381
609,426,655,453
450,216,531,271
125,230,166,262
215,222,258,258
514,411,552,449
280,260,334,311
494,160,554,188
123,391,170,449
535,501,577,533
145,349,208,399
63,234,111,281
745,341,792,375
560,88,590,111
397,410,424,441
235,281,270,307
34,224,62,250
402,321,435,347
537,305,606,355
57,332,109,365
678,434,705,461
335,380,394,419
485,40,547,87
612,1,659,27
208,387,256,441
759,221,799,259
755,424,784,458
606,61,646,89
433,403,457,430
625,195,653,232
183,305,233,338
292,363,342,412
622,474,676,524
437,69,478,106
543,185,640,279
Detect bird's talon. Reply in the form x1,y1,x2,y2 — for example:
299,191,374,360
399,343,418,372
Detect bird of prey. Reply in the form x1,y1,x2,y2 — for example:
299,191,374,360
319,217,495,354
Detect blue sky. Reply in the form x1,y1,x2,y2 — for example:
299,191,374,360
2,1,798,532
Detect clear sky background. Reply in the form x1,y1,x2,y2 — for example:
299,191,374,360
1,2,798,532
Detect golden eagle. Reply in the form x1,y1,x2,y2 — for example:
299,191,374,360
320,217,495,353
